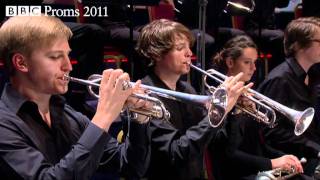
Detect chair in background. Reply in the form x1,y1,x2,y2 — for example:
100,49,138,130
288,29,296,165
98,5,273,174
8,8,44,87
73,0,129,71
148,2,175,21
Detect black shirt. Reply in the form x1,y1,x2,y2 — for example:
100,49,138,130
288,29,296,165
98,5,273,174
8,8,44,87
142,72,220,180
308,63,320,102
209,114,284,180
308,63,320,140
17,98,76,164
258,58,320,159
144,72,207,130
0,83,150,179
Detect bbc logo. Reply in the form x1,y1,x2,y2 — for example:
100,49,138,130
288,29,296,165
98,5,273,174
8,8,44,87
6,6,42,16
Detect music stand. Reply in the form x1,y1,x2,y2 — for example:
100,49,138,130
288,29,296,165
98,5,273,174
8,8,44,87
196,0,207,94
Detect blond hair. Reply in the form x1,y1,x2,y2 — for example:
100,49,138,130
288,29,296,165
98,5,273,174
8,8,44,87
0,15,72,75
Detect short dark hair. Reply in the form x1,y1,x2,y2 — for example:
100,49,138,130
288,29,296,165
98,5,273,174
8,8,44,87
284,17,320,57
136,19,194,65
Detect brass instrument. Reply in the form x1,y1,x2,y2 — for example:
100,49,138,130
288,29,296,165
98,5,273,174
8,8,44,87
65,74,229,127
256,168,298,180
256,158,307,180
189,63,314,136
64,74,170,123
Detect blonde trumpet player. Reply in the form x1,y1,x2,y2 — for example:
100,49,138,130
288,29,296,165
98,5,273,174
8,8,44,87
136,19,251,180
207,35,305,180
0,15,151,179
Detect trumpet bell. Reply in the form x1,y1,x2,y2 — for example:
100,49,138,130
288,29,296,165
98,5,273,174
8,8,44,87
189,63,315,135
294,107,314,136
208,87,228,127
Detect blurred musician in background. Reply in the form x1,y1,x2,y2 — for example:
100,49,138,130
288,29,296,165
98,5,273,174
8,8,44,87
136,19,251,180
80,0,162,81
174,0,246,69
0,15,150,179
241,0,289,72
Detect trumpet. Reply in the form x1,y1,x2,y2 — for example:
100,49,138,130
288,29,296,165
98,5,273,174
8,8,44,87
256,168,298,180
189,63,314,136
256,158,307,180
64,74,170,123
65,74,229,127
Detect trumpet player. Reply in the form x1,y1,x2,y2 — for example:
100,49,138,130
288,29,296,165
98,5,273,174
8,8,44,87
0,15,151,179
258,17,320,175
207,35,305,180
136,19,251,180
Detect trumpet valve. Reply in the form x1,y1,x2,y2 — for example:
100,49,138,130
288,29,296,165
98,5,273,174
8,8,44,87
122,81,132,90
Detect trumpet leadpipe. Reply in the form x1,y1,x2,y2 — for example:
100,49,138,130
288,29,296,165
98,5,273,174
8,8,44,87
64,74,170,121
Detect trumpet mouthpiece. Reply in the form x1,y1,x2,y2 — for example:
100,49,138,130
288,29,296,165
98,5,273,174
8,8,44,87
63,74,71,81
300,157,307,164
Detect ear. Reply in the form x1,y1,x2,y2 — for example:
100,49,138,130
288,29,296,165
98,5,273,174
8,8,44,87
225,57,234,69
153,56,162,67
12,53,29,73
294,42,303,53
154,55,162,62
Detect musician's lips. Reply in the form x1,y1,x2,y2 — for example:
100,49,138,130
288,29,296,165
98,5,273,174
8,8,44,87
247,72,254,77
62,74,70,81
60,74,70,83
184,61,191,65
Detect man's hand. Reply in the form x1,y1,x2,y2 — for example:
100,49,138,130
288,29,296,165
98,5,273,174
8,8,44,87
271,155,304,174
221,72,253,113
92,69,133,131
125,80,153,123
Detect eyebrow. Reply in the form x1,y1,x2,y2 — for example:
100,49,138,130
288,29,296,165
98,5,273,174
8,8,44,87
175,41,188,46
49,49,72,54
240,57,256,60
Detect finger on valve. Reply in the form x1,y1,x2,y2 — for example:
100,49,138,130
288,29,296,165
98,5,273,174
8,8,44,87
99,69,113,92
225,82,245,113
238,95,256,110
125,80,152,123
105,69,123,88
223,72,244,90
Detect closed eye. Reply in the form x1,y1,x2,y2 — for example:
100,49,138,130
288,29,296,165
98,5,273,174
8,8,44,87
49,55,64,60
176,45,185,51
